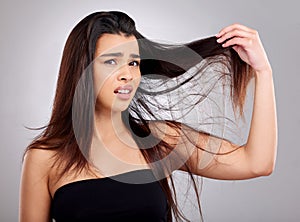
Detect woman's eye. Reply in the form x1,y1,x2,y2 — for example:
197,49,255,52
129,60,140,67
104,59,117,65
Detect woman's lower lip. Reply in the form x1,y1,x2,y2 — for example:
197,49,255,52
116,92,131,100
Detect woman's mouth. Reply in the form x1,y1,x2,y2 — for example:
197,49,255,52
114,85,133,100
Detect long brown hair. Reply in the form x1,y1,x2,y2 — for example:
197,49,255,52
25,11,254,221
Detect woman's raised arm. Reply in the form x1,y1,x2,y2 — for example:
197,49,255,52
151,24,277,180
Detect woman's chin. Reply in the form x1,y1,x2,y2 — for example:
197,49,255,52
111,103,131,113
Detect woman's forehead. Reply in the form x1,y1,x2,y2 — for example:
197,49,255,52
95,34,139,57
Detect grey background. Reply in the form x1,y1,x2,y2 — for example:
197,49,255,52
1,0,299,221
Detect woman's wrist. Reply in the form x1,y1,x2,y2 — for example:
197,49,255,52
254,66,273,79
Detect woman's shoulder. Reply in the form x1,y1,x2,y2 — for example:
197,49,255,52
23,148,69,196
23,148,56,167
22,148,57,182
148,120,196,138
20,148,59,220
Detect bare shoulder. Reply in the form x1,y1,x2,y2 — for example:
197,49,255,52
20,148,57,221
148,120,181,139
148,120,210,155
148,120,212,172
23,148,56,172
24,148,56,161
148,120,209,143
21,148,58,188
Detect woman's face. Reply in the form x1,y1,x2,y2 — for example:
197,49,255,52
93,33,141,113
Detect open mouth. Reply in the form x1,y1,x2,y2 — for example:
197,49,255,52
114,89,131,94
114,85,133,100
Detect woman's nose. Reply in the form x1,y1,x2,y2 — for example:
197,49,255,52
117,65,133,82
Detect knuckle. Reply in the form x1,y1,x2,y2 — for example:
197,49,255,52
251,32,258,40
235,29,242,35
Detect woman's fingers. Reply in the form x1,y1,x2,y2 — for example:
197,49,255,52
215,23,271,73
216,23,256,46
216,23,254,38
221,36,251,48
216,29,253,45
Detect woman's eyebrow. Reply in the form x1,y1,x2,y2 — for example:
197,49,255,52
100,52,123,57
99,52,140,58
130,53,140,58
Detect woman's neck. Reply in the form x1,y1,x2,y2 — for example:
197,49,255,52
91,110,146,172
93,110,128,141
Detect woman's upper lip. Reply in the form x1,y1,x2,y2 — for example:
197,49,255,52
113,85,133,93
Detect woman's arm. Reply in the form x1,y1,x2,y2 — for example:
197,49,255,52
19,149,53,222
191,24,277,179
151,24,277,180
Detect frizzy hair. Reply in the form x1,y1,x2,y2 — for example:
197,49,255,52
24,11,254,221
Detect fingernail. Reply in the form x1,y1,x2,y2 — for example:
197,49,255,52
216,38,221,43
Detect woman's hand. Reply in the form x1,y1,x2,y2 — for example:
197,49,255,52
216,23,271,73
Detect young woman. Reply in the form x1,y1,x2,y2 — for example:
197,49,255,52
19,11,277,222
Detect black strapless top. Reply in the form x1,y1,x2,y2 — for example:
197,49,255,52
51,169,169,222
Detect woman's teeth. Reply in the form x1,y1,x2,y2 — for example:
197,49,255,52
118,89,130,94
